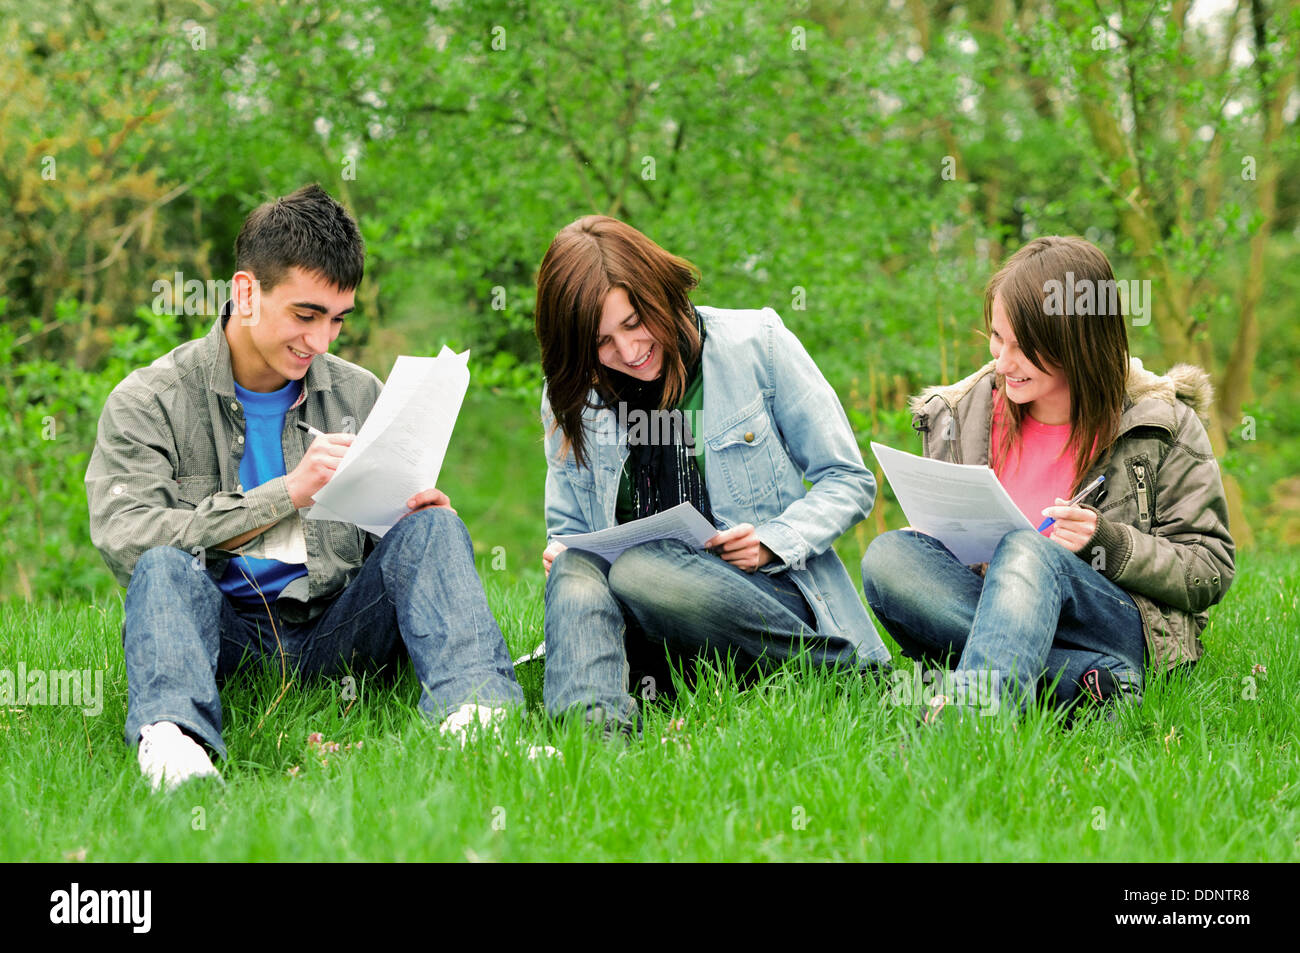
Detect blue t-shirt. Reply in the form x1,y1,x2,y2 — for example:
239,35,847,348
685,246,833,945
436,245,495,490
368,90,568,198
218,379,309,605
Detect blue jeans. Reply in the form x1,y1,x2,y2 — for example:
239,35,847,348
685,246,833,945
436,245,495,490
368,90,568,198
122,507,523,759
542,539,862,731
860,529,1145,711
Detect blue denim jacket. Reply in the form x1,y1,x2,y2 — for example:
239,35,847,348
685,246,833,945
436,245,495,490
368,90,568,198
542,305,890,663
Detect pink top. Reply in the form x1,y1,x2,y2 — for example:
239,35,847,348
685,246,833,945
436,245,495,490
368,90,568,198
991,397,1076,530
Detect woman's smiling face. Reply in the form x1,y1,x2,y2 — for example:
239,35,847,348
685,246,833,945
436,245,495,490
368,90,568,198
596,286,663,381
989,292,1072,425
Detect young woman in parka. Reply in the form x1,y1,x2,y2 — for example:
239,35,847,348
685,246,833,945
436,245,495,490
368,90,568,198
861,236,1235,717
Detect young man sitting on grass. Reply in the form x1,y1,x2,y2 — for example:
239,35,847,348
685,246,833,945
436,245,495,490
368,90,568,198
86,184,541,793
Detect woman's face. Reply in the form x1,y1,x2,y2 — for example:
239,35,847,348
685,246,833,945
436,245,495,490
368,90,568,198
597,286,663,381
989,293,1072,424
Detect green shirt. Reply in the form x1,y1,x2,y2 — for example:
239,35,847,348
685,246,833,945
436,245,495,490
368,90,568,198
615,369,705,523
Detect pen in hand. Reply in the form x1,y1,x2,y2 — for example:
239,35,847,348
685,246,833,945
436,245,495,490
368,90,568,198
295,419,327,440
1037,474,1106,533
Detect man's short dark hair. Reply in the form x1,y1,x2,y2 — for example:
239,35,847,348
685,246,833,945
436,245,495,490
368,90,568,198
234,184,365,292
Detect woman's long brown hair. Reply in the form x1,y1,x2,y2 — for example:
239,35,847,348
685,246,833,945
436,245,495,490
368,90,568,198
534,215,701,469
985,236,1130,492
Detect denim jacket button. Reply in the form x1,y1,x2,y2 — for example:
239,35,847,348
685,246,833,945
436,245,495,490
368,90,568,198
744,431,755,443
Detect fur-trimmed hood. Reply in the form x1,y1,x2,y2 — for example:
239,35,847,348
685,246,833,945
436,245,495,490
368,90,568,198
1124,360,1214,422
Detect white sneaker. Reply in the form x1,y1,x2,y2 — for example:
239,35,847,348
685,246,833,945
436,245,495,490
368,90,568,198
437,704,559,760
438,703,507,746
137,721,223,793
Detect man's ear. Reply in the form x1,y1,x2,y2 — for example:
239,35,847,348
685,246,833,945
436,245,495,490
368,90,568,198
232,271,262,326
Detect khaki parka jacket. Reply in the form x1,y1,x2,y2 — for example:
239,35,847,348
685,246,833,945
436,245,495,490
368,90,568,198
909,359,1235,670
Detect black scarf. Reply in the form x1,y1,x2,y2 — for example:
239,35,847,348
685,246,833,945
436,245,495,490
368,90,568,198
602,309,713,524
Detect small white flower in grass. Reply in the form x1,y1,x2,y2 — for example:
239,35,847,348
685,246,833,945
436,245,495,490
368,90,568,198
659,717,691,750
304,731,360,766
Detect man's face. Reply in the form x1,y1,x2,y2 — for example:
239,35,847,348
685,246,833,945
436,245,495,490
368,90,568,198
231,267,355,392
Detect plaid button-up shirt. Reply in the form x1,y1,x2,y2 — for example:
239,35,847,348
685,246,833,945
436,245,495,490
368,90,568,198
85,308,382,622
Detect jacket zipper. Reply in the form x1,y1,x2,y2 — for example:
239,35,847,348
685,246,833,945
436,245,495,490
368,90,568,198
938,397,961,463
1133,463,1150,528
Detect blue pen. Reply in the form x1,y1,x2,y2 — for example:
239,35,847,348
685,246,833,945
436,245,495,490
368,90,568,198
1037,474,1106,533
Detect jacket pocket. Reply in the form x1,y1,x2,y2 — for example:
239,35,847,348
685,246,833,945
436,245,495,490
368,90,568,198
561,458,602,526
175,475,220,509
564,458,597,490
706,397,786,507
324,521,364,567
1133,593,1204,670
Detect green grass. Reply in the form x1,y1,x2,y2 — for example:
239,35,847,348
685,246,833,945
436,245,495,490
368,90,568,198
1,552,1297,862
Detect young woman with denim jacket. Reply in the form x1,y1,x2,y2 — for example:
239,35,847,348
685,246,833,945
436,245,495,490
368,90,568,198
535,215,890,734
861,236,1235,718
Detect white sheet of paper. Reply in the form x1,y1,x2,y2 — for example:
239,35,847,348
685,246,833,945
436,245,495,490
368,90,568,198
306,349,470,536
556,503,718,564
336,348,459,473
870,441,1036,564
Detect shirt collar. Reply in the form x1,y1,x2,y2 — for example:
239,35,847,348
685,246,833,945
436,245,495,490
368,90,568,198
208,299,334,401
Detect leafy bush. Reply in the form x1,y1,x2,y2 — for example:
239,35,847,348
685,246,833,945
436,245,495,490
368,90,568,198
0,300,186,602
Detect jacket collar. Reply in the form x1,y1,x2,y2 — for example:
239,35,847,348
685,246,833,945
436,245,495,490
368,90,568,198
909,361,997,463
204,299,333,401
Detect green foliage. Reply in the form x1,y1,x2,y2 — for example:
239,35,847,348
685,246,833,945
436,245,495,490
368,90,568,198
1,0,1297,600
0,301,186,602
